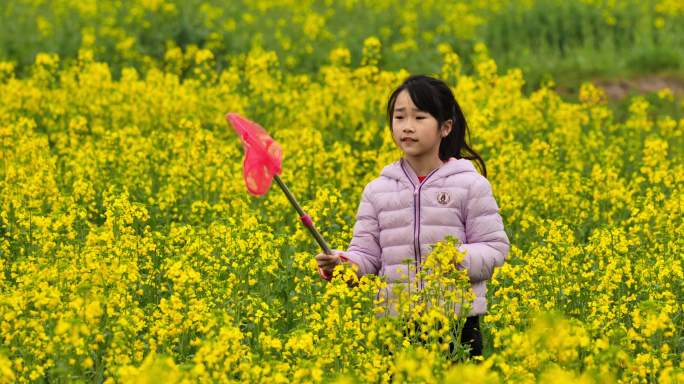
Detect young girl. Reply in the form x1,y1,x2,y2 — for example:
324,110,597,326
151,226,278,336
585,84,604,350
315,74,510,360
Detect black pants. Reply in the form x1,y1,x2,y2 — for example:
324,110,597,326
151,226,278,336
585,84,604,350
458,315,483,359
403,315,483,361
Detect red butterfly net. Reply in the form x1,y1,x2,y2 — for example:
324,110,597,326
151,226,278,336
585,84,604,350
226,113,283,196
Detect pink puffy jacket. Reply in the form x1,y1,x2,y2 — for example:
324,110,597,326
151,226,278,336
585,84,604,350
321,156,510,317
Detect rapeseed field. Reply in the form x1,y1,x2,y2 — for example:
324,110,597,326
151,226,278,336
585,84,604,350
0,1,683,383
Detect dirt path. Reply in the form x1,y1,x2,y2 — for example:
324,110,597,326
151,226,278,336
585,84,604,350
595,75,684,100
556,74,684,100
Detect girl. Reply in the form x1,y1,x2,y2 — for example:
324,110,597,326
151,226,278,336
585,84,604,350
315,74,510,360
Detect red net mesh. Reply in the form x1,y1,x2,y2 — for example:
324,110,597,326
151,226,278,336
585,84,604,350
226,112,283,196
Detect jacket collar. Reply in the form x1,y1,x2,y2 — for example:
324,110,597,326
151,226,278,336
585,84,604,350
380,156,478,187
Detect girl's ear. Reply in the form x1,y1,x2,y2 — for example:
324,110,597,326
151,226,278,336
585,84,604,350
441,119,453,137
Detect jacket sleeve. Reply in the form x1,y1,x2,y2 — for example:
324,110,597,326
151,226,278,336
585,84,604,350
334,183,382,277
457,175,510,282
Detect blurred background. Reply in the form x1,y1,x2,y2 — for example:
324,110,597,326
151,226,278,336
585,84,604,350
1,0,683,111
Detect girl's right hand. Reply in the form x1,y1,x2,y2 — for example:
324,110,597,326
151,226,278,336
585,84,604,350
315,252,342,278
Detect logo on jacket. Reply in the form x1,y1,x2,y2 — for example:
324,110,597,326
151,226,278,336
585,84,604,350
437,191,450,205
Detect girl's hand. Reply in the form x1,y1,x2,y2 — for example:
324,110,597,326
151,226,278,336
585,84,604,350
315,252,342,278
315,252,359,287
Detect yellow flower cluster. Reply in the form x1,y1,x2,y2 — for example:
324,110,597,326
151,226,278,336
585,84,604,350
0,24,683,383
5,0,683,83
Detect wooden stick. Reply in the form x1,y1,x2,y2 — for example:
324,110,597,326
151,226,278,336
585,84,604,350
273,174,332,255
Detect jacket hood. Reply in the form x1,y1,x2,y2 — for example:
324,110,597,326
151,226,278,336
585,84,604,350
380,156,479,186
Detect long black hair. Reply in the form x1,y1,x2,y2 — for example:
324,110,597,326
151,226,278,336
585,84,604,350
386,74,487,178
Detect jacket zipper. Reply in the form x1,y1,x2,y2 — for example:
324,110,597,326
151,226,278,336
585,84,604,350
400,159,440,291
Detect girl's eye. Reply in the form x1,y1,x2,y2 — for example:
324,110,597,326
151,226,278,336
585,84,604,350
394,116,404,119
416,116,425,120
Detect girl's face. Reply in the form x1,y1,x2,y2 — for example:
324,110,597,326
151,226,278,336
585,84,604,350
391,89,451,160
